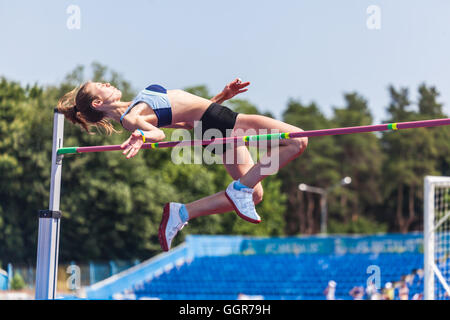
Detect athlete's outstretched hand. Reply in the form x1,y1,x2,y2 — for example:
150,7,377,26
120,130,144,159
221,78,250,101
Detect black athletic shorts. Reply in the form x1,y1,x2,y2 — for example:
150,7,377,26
194,103,239,155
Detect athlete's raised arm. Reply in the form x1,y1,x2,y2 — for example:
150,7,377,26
211,78,250,105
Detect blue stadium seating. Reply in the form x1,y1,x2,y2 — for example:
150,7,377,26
128,252,423,300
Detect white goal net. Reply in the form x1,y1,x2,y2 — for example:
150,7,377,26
424,176,450,300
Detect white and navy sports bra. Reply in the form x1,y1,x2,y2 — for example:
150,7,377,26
120,84,172,128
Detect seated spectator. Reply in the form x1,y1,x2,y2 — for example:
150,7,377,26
412,293,423,300
404,273,414,286
349,286,365,300
398,281,409,300
382,282,394,300
415,268,424,285
324,280,336,300
366,282,381,300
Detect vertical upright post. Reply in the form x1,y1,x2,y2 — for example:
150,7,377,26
35,109,64,300
424,176,434,300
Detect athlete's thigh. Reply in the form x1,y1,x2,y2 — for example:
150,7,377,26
234,114,302,133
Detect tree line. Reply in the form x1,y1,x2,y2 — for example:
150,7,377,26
0,62,449,264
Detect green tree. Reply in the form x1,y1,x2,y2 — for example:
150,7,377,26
329,92,385,234
381,84,449,232
0,78,51,263
10,272,26,290
280,99,339,234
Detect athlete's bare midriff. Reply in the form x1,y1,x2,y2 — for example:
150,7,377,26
125,89,212,128
166,89,212,124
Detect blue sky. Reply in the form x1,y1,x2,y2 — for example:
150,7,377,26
1,0,450,123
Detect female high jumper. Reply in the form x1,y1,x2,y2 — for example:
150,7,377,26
57,79,308,251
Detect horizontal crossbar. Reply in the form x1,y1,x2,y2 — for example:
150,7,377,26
57,118,450,155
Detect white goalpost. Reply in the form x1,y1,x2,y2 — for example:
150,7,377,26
424,175,450,300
